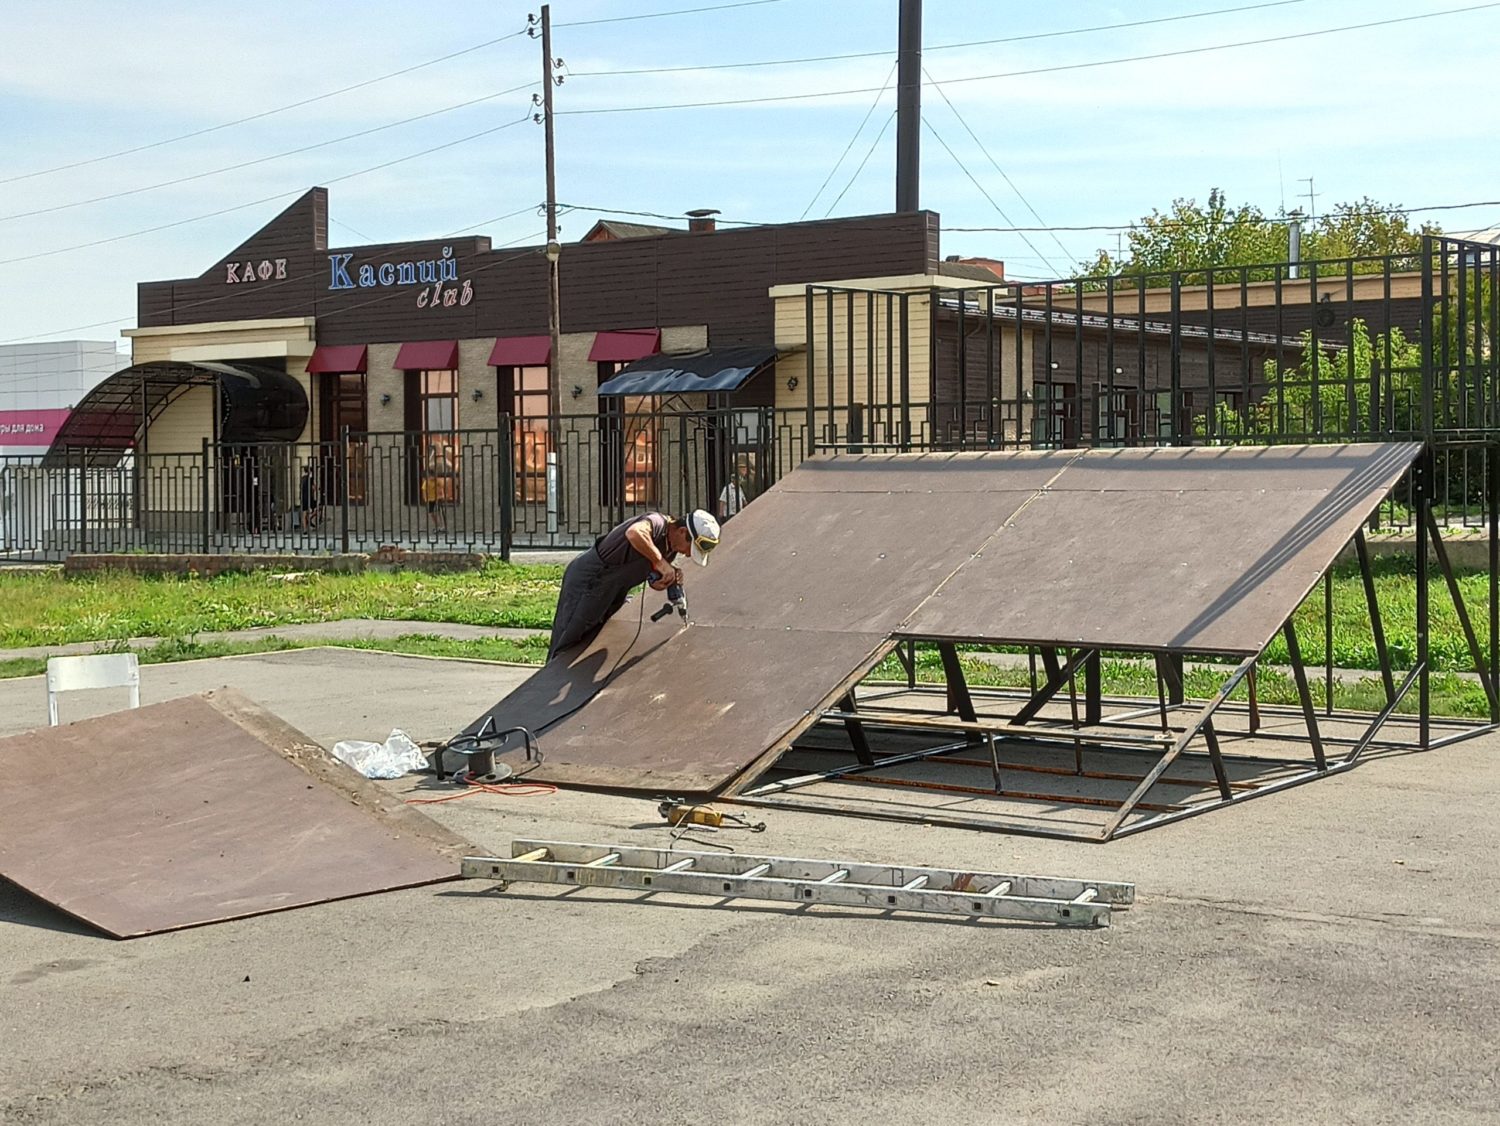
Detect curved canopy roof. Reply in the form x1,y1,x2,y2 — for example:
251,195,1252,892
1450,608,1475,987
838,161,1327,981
44,360,308,467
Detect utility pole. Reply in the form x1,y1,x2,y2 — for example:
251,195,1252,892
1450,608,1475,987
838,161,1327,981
534,6,563,419
895,0,921,212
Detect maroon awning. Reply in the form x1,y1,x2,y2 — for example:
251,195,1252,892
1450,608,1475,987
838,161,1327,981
305,345,368,374
488,335,552,367
394,340,459,370
588,328,661,363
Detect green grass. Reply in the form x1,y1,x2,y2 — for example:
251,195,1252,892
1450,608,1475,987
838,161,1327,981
1,556,1493,718
0,631,552,681
0,562,562,648
869,651,1491,719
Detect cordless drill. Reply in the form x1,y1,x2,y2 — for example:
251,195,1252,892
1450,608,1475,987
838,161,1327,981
648,570,688,622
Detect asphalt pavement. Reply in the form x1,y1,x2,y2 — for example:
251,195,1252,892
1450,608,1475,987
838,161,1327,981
2,647,1497,1124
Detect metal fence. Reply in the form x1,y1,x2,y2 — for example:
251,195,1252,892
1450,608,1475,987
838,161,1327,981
3,237,1498,562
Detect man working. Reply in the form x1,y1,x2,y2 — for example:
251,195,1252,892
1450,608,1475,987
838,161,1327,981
548,508,721,659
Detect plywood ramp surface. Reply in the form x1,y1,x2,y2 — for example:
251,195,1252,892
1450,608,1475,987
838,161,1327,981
471,625,889,793
0,690,468,938
904,442,1420,653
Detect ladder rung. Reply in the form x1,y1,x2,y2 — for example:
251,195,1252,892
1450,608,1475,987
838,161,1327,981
465,841,1135,928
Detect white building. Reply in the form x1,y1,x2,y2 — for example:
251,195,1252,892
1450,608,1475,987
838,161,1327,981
0,340,128,457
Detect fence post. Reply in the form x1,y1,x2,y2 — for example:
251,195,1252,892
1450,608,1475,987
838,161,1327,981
77,446,89,556
339,426,351,555
200,438,211,553
499,423,514,562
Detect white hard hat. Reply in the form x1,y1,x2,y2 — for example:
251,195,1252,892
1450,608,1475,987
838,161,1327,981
685,509,720,566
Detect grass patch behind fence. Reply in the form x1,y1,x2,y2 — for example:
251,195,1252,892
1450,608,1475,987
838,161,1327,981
1,628,1485,717
0,632,552,681
867,651,1491,719
0,561,562,648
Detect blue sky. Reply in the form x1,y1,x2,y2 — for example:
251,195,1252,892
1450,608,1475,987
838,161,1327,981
3,0,1498,354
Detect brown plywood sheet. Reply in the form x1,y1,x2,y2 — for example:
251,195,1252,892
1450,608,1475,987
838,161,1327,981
518,625,891,793
459,616,673,742
776,450,1080,493
0,690,468,938
687,486,1040,634
904,442,1421,654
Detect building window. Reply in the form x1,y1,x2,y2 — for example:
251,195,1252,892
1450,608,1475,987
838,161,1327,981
1093,385,1132,446
597,362,659,508
621,396,659,505
317,373,368,504
498,365,550,503
1033,382,1077,448
404,369,459,506
1146,390,1194,443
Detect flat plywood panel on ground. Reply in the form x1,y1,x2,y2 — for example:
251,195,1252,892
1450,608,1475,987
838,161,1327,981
904,442,1420,654
0,690,467,938
503,625,889,793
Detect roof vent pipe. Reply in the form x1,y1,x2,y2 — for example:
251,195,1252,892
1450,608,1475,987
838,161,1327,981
686,208,720,233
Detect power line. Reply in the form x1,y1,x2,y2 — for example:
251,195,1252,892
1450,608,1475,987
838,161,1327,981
568,0,1308,77
801,61,898,220
825,112,897,218
0,83,539,224
0,205,546,351
0,116,533,268
921,63,1074,266
557,196,1500,238
0,28,532,186
922,117,1063,276
555,0,788,27
557,3,1500,115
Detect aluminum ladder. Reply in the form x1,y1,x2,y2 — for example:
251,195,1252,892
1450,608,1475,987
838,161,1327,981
461,840,1134,927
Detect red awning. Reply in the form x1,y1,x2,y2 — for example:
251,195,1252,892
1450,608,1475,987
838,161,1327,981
394,340,459,370
588,328,661,363
305,345,368,374
488,335,552,367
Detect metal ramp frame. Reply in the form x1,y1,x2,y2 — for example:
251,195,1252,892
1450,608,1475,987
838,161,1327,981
462,840,1134,927
730,517,1500,842
455,442,1497,842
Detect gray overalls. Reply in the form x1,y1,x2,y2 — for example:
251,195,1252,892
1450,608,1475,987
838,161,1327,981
548,513,677,660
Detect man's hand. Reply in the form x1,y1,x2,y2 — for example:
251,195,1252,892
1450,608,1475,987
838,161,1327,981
649,565,682,591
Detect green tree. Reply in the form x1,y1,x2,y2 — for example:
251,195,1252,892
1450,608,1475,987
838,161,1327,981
1300,196,1433,264
1208,318,1423,441
1078,190,1437,282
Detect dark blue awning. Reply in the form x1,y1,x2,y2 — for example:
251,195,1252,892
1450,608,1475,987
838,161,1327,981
597,345,776,396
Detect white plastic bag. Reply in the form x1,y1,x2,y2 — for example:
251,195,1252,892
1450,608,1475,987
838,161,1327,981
331,728,427,779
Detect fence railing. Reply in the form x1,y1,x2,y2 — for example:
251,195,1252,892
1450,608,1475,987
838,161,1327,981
4,238,1497,562
3,406,1496,563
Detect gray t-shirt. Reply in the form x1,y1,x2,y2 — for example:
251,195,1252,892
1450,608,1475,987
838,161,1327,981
595,513,676,569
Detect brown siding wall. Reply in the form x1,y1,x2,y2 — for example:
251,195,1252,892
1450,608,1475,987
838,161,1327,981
138,194,940,350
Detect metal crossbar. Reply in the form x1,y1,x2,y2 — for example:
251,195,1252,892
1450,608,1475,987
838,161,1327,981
460,840,1133,927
